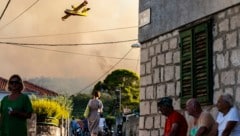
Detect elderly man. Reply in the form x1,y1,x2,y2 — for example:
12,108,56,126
186,98,217,136
216,93,240,136
157,97,188,136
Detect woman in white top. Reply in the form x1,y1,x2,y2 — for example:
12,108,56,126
216,93,240,136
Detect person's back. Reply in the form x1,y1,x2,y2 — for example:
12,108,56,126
99,117,106,128
71,118,81,136
87,90,103,136
89,99,102,116
99,114,106,136
71,119,78,129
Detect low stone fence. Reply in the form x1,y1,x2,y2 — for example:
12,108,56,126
28,113,69,136
122,114,139,136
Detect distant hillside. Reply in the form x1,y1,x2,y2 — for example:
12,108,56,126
27,77,93,95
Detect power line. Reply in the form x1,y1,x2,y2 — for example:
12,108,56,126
0,0,40,31
1,41,138,60
0,39,137,46
79,48,133,93
0,0,11,21
0,26,137,39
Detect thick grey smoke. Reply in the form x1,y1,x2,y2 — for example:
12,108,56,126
0,0,139,91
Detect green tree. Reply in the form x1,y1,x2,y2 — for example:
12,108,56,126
93,81,108,92
103,69,140,111
71,92,115,118
70,93,91,118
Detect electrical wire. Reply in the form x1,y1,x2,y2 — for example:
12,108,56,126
79,48,133,93
0,0,11,21
0,26,137,39
0,39,137,46
0,0,40,31
1,43,138,60
0,0,139,94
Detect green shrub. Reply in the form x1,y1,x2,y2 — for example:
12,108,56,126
106,115,115,126
31,96,72,125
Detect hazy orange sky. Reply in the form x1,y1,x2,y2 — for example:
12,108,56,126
0,0,139,92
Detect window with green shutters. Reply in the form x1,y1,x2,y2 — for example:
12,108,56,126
180,21,213,108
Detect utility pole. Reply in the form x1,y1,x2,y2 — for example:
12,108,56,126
116,88,121,112
119,87,121,112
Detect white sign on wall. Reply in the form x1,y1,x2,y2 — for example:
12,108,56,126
139,8,151,27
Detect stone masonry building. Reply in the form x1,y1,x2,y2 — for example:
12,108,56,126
138,1,240,135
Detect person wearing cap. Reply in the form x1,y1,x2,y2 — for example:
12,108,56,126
157,97,188,136
186,98,217,136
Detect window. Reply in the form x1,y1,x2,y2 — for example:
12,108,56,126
180,20,213,108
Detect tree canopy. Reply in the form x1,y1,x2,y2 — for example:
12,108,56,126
71,92,114,118
94,69,140,110
71,69,140,118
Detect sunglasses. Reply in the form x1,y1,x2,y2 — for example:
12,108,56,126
9,81,21,84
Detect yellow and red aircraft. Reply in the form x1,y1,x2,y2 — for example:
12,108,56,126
62,1,90,21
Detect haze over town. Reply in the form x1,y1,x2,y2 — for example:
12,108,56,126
0,0,139,94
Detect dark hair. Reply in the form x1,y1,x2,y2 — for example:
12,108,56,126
92,90,101,98
7,74,24,92
157,97,173,108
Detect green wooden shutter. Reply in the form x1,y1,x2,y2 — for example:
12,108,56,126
193,22,213,105
180,21,213,108
180,29,193,107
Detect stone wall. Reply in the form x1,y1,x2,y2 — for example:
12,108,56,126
28,114,37,136
139,4,240,136
122,115,139,136
139,0,240,42
27,114,69,136
36,125,61,136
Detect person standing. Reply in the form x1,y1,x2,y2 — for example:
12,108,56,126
0,74,33,136
99,113,107,136
70,116,81,136
87,90,103,136
82,118,89,135
186,98,217,136
216,93,240,136
157,97,188,136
